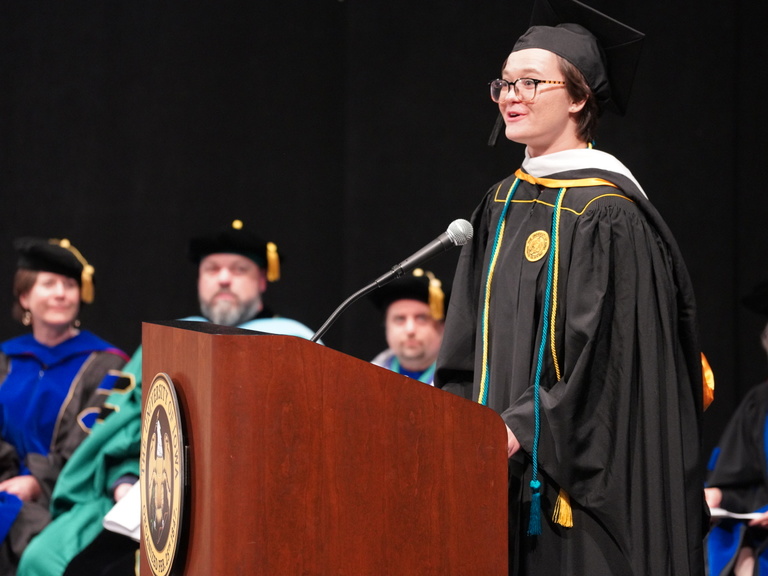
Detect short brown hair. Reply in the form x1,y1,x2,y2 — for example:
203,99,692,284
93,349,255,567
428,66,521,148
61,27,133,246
12,269,38,323
558,56,599,144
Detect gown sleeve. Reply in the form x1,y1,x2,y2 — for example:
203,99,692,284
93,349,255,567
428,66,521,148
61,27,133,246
26,350,128,500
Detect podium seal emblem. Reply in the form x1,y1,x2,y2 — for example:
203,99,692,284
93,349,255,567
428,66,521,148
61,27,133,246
141,373,185,576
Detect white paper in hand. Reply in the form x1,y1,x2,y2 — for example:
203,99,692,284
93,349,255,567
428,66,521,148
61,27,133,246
103,481,141,542
709,506,764,520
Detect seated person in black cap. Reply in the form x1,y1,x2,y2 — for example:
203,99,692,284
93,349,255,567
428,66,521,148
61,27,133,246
435,0,706,573
705,281,768,576
18,220,315,576
369,269,448,385
185,219,315,338
0,237,129,574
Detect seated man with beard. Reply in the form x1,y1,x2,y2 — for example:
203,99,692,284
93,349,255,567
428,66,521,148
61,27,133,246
18,219,315,576
184,219,315,338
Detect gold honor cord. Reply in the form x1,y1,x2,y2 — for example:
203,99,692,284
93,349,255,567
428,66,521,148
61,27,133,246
547,189,573,528
479,171,622,528
514,169,614,528
548,192,565,381
512,168,623,381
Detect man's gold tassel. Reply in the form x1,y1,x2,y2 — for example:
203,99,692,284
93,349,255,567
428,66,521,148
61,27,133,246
266,242,280,282
552,488,573,528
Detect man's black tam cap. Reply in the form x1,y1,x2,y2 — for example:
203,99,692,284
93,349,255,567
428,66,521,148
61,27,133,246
368,269,451,321
14,237,96,303
189,219,282,282
489,0,644,145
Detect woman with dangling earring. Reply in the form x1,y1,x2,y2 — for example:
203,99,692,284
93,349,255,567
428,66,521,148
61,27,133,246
0,237,129,573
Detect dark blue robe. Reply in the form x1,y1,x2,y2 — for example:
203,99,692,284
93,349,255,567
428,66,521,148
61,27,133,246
0,330,127,570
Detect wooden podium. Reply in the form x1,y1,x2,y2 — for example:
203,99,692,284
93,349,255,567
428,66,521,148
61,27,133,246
140,321,508,576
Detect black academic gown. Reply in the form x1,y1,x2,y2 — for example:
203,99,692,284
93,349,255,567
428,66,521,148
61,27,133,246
436,166,706,575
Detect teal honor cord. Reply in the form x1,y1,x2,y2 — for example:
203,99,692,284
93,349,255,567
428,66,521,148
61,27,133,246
478,176,567,536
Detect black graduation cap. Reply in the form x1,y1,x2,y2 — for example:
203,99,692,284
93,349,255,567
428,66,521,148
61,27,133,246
188,219,281,282
488,0,644,145
368,269,451,321
742,281,768,317
14,237,96,303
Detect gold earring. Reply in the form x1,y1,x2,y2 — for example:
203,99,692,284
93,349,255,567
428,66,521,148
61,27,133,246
22,310,32,326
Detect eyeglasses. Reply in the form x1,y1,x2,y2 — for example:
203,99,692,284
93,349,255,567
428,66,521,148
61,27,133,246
489,78,566,103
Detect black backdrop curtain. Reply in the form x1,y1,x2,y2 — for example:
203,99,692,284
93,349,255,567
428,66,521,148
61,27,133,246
1,0,766,458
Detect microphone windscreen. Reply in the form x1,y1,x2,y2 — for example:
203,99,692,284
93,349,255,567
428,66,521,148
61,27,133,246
446,219,474,246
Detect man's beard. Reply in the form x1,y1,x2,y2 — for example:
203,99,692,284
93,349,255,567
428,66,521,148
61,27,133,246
200,294,261,327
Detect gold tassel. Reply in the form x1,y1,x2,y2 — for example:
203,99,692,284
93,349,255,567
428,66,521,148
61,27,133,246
80,264,95,304
552,488,573,528
428,277,444,320
413,269,444,319
266,242,280,282
701,353,715,411
50,238,95,303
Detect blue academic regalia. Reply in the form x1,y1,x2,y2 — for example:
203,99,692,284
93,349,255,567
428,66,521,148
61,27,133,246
707,381,768,575
0,331,128,541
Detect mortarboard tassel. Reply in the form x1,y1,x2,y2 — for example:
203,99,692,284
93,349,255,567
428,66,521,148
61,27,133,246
488,114,505,147
80,265,95,304
266,242,280,282
553,488,573,528
427,276,444,320
51,238,95,304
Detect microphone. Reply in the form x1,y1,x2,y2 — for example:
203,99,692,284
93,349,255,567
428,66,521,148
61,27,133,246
372,218,474,287
310,219,473,343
